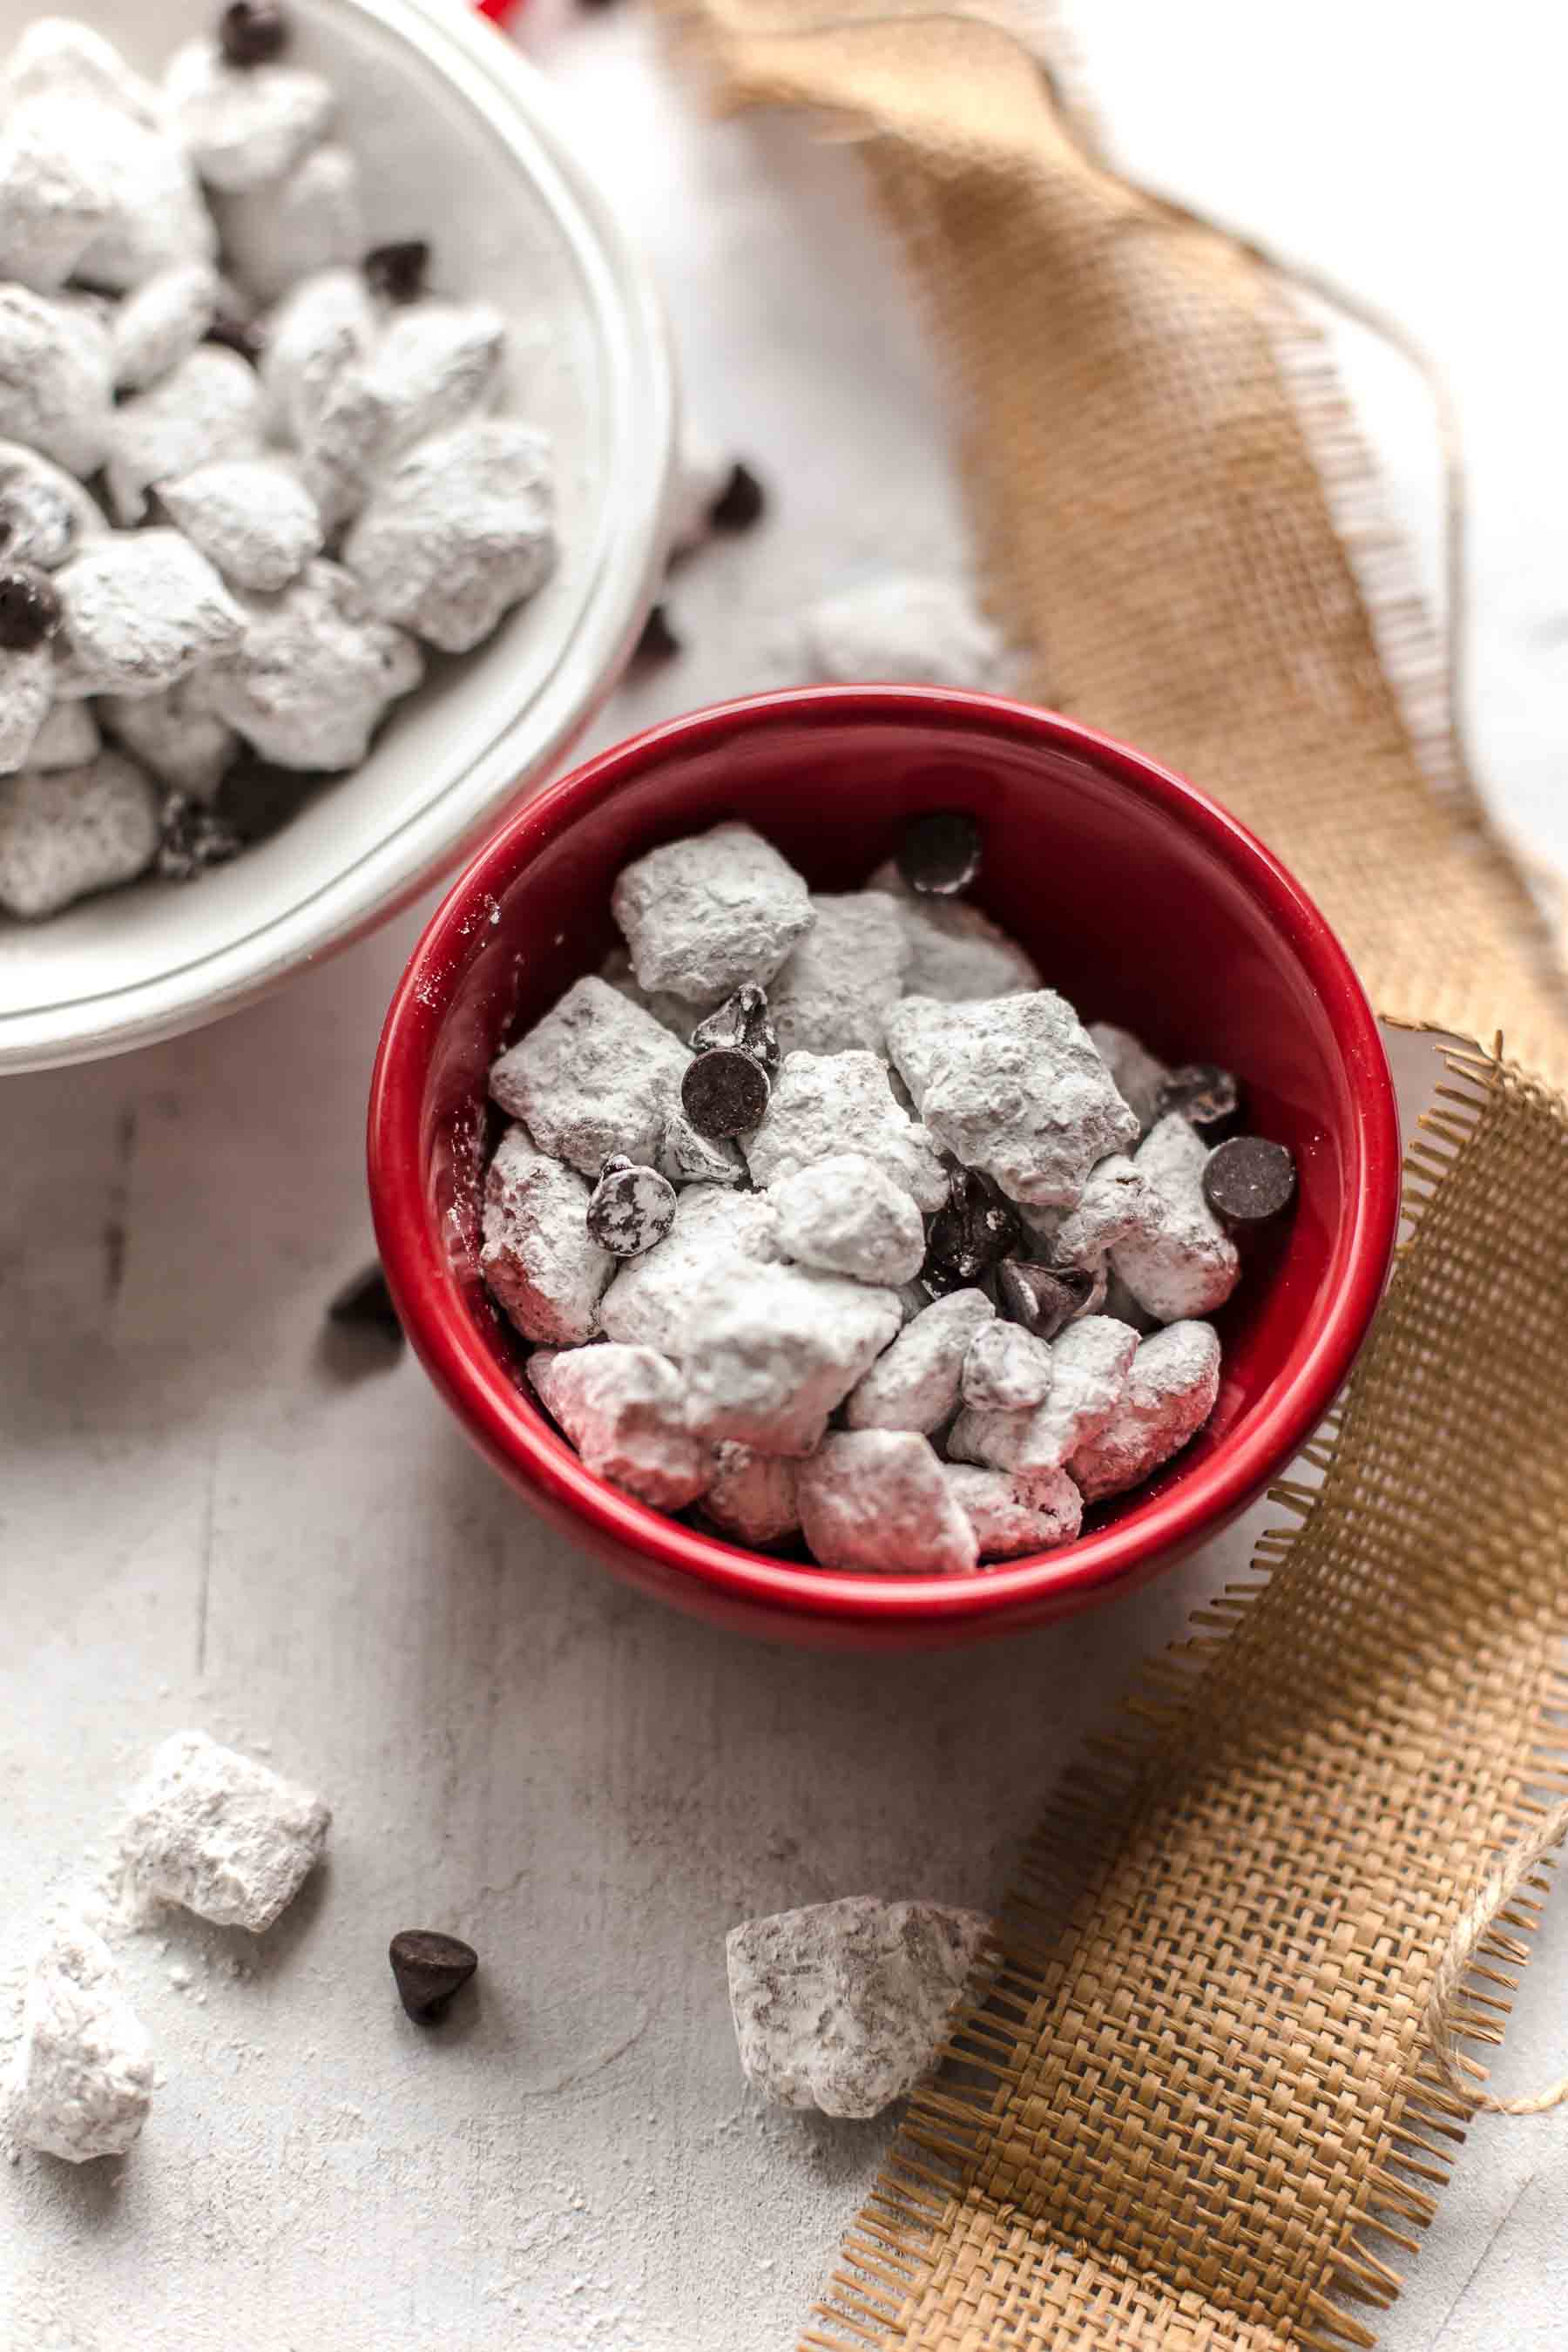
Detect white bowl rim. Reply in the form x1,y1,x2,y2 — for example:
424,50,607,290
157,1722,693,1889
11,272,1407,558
0,0,676,1074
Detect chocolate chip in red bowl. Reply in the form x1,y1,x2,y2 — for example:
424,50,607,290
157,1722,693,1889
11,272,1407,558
218,0,291,69
586,1156,677,1258
896,810,982,897
996,1257,1098,1340
0,564,60,653
389,1929,477,2024
690,983,780,1076
363,240,431,307
1154,1062,1241,1134
1202,1134,1297,1228
924,1164,1018,1283
681,1045,770,1139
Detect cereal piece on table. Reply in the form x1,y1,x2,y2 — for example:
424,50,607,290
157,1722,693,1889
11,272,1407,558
586,1157,678,1259
796,573,1007,690
727,1896,989,2119
480,1125,613,1346
679,1261,902,1457
528,1342,713,1511
217,143,362,303
0,287,112,476
798,1429,978,1573
705,1443,801,1547
0,441,104,571
612,821,814,1001
950,1315,1138,1478
260,266,378,442
6,1917,153,2163
0,93,109,291
1051,1153,1153,1266
1110,1113,1241,1321
961,1319,1054,1412
680,1047,770,1140
942,1463,1084,1560
112,261,221,393
196,558,421,769
0,754,159,918
1202,1134,1297,1227
845,1287,994,1433
599,1184,781,1354
1088,1020,1168,1136
159,457,322,592
743,1049,948,1212
341,420,554,653
768,1150,926,1287
28,698,99,771
995,1257,1100,1340
4,19,162,124
656,1104,745,1188
118,1729,329,1932
0,645,53,774
53,531,245,699
163,37,334,193
105,345,264,526
72,98,217,293
767,891,910,1058
100,680,238,802
887,992,1138,1211
1069,1321,1221,1502
867,859,1040,1003
489,975,692,1178
689,982,781,1072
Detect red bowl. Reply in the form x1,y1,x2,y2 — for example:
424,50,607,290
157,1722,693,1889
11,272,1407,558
368,686,1399,1649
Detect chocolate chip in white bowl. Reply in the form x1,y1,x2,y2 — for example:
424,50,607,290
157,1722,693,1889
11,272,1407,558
0,562,60,651
363,239,430,306
155,787,243,882
218,1,293,71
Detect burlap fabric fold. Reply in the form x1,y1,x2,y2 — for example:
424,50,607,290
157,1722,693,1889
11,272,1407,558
654,7,1568,2347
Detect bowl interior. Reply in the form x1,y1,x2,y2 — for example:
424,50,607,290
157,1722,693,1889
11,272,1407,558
387,692,1393,1625
0,0,671,1068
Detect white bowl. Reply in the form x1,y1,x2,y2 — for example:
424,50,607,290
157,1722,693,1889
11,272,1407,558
0,0,674,1072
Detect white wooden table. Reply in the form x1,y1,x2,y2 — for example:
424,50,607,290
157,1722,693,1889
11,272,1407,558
5,8,1568,2346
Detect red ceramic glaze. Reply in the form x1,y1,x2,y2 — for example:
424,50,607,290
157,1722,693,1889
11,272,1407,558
368,687,1399,1650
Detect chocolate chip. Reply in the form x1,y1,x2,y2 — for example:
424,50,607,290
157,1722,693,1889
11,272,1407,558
389,1929,477,2023
635,603,680,664
0,564,60,652
896,811,982,897
681,1047,770,1139
363,240,431,306
586,1158,677,1258
216,757,319,844
155,789,244,882
328,1263,403,1345
205,305,264,365
997,1258,1098,1340
1201,1134,1296,1227
218,0,290,68
689,983,780,1076
708,461,766,532
924,1165,1019,1283
1154,1063,1241,1133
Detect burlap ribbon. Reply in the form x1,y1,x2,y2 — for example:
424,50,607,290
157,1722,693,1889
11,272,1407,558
662,7,1568,2345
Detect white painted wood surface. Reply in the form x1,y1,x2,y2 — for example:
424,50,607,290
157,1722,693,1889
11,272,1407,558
5,8,1568,2347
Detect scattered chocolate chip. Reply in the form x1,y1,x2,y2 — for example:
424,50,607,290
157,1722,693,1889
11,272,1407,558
997,1257,1098,1340
363,240,431,306
689,983,780,1076
708,461,766,533
218,0,290,68
389,1929,477,2024
155,789,244,882
1154,1063,1241,1133
216,757,319,844
205,304,264,365
586,1157,677,1258
328,1263,403,1345
0,564,60,652
924,1165,1019,1283
681,1046,770,1139
896,811,982,898
1201,1134,1297,1227
635,603,680,664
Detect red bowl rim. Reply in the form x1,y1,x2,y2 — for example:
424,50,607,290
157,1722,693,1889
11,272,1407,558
368,685,1400,1629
